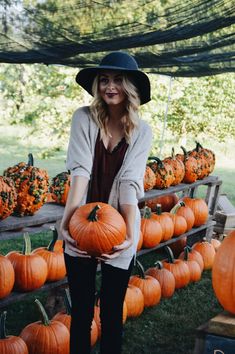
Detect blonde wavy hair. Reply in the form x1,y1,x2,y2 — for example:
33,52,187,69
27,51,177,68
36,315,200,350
89,73,141,143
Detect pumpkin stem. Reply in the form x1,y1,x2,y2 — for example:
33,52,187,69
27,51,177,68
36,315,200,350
171,147,175,158
47,227,58,252
156,204,162,215
35,299,50,326
154,260,164,269
183,246,191,261
0,311,7,339
135,259,146,279
63,288,72,315
148,156,164,169
142,206,152,219
164,246,175,264
170,203,182,215
180,146,188,158
88,205,101,222
23,232,31,255
28,153,34,166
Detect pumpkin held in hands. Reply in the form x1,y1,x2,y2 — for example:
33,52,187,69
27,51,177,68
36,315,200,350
69,202,126,256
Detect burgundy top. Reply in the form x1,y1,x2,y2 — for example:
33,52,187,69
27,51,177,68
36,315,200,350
87,130,129,203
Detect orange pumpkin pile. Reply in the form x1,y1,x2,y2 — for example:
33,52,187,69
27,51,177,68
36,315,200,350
144,142,215,191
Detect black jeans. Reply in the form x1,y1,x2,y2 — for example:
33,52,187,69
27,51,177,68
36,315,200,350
64,253,134,354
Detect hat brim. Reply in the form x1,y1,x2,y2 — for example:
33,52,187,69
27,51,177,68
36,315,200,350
75,65,151,105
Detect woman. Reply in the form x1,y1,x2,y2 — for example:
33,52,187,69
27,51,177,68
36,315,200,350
60,51,152,354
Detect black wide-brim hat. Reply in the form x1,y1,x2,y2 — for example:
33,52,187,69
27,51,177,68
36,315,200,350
76,51,151,105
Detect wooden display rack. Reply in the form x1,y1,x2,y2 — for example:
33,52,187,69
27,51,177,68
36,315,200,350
0,175,222,309
194,312,235,354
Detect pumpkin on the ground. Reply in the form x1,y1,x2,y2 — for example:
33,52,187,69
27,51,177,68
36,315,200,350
53,289,98,346
69,202,126,257
192,240,216,270
124,284,144,317
20,299,69,354
212,230,235,314
178,245,204,271
145,261,175,298
0,176,17,220
129,260,161,307
0,311,29,354
0,254,15,299
162,246,190,289
3,154,49,216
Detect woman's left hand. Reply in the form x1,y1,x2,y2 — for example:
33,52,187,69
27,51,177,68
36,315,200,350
97,239,133,261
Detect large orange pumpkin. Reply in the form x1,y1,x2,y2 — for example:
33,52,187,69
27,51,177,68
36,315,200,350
0,311,29,354
0,254,15,299
20,299,69,354
212,230,235,314
129,260,161,307
69,202,126,257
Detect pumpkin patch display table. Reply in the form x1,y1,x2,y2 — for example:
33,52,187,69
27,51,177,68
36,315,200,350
0,175,222,308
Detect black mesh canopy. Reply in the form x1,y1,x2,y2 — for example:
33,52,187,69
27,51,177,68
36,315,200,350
0,0,235,76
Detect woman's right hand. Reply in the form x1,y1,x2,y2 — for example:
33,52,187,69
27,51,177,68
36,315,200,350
60,226,91,258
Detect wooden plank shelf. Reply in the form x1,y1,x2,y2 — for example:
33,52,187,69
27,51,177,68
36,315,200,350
0,175,221,309
0,220,215,309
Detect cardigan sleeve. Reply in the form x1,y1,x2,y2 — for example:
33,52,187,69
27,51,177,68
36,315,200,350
66,107,93,179
119,122,152,205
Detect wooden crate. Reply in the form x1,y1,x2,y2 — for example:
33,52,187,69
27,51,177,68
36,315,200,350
194,312,235,354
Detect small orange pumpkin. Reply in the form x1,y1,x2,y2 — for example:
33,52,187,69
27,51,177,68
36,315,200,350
129,260,161,307
49,171,71,205
155,204,174,242
146,193,179,212
0,254,15,299
6,233,48,292
192,240,216,270
178,245,204,271
124,284,144,317
162,246,190,289
145,261,175,298
148,156,174,189
182,197,209,227
0,311,29,354
0,176,17,220
140,206,162,248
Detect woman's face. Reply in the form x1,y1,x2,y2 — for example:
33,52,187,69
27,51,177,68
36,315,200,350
98,71,127,107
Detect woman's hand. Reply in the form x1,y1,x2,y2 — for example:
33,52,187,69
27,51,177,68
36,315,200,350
60,226,91,258
97,238,133,261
